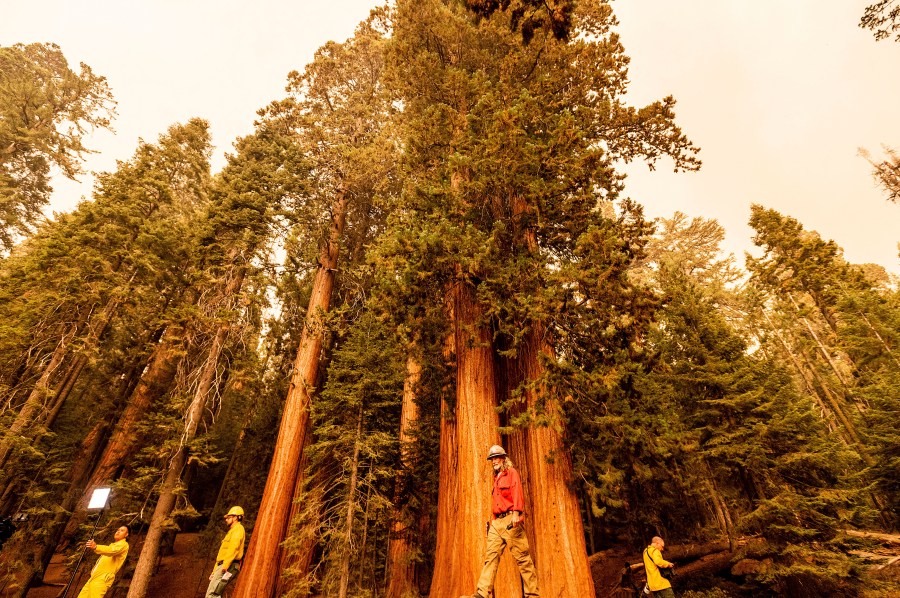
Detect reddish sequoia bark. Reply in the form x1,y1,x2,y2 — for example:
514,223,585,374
274,419,316,598
503,324,595,598
500,194,595,597
385,354,421,598
233,189,349,598
429,281,520,598
59,325,183,547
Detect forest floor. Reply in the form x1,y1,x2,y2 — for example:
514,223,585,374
22,531,900,598
27,532,211,598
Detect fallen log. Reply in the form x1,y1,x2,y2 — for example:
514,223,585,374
589,537,765,598
842,529,900,547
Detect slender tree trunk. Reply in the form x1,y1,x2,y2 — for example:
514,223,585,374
788,293,856,391
127,269,240,598
234,189,349,598
800,350,870,458
854,309,900,368
275,447,322,598
385,354,421,598
762,309,865,453
59,325,184,547
0,325,77,470
702,460,734,550
338,405,364,598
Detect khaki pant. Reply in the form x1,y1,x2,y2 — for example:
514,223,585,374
475,517,540,597
206,562,239,598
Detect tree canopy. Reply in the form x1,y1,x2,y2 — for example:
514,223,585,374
0,43,115,251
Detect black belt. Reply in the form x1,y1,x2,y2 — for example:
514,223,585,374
495,511,512,519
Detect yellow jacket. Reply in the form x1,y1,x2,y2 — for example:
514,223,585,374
90,539,129,578
213,522,245,571
643,545,673,591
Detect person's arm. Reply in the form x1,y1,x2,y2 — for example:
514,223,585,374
219,527,244,570
508,469,526,526
650,547,673,568
92,539,127,557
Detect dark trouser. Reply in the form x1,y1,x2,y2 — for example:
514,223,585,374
653,588,675,598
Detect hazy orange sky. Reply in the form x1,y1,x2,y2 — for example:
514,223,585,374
5,0,899,274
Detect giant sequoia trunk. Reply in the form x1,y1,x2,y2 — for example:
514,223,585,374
502,323,596,598
499,195,595,597
428,281,520,598
274,438,320,598
384,354,421,598
233,190,348,598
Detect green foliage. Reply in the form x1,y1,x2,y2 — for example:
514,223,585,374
0,43,115,250
3,3,898,596
860,146,900,203
283,306,406,596
860,1,900,42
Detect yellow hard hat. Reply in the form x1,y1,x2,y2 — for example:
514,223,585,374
226,506,244,518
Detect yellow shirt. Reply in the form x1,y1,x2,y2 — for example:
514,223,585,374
90,539,129,578
643,545,673,591
214,522,245,571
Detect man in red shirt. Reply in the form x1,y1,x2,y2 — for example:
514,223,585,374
469,445,540,597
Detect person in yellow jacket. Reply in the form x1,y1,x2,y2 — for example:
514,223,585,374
643,536,675,597
206,506,246,598
77,525,129,598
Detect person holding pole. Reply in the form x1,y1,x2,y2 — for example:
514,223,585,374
206,506,246,598
77,525,129,597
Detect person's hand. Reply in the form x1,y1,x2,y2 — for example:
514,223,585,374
511,512,521,528
86,540,97,550
209,573,214,581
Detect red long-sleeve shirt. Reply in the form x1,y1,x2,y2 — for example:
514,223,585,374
491,467,525,516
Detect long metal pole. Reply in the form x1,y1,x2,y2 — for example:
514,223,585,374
60,509,103,598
